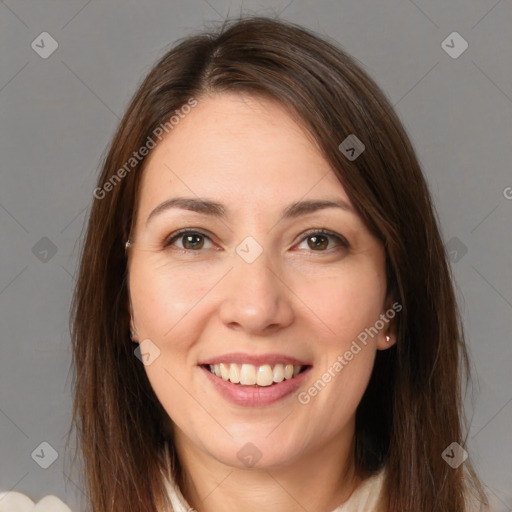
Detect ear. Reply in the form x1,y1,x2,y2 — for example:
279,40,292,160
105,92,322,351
127,290,139,343
376,297,401,351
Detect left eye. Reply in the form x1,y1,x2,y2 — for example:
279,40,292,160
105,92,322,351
296,229,348,252
164,229,348,253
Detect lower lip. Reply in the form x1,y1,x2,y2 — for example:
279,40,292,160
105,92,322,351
200,365,312,407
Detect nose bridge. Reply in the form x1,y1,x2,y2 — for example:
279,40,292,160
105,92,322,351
217,239,294,334
235,243,278,297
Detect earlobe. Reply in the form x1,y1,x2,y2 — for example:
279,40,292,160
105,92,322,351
130,329,139,344
377,333,396,351
377,296,400,350
127,294,138,342
129,319,138,342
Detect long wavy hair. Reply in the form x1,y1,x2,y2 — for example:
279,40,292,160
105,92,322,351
69,15,488,511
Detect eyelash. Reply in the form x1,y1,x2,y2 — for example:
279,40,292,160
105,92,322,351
163,228,349,255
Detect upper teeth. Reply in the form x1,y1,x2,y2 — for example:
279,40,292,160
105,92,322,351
208,363,303,386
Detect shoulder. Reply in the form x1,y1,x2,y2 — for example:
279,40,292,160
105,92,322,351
333,468,489,512
0,491,72,512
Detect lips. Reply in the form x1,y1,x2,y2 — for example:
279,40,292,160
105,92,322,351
198,352,310,367
198,352,313,407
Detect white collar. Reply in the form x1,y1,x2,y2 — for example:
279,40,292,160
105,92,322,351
162,465,386,512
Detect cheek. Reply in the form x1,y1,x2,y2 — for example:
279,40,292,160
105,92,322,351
302,350,376,437
298,263,387,346
128,257,218,340
298,272,383,428
294,262,385,413
128,260,200,421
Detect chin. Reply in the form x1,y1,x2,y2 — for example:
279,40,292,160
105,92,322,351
205,434,302,471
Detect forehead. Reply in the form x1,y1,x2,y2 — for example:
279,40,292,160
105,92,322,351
136,93,352,215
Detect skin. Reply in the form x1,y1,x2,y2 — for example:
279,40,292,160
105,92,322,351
127,92,396,512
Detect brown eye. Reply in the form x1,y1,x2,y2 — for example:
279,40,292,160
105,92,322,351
164,228,348,254
297,229,349,252
307,234,329,250
181,233,204,250
164,230,212,251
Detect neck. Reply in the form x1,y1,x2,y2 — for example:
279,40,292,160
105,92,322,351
173,422,360,512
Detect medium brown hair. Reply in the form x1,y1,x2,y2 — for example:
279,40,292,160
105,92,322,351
69,15,488,511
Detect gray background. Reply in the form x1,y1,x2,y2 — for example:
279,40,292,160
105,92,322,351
1,1,511,510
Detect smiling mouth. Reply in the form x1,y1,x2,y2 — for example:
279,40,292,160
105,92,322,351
201,363,311,387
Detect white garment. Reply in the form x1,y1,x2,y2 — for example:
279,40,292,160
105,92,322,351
0,467,385,512
0,491,72,512
163,468,386,512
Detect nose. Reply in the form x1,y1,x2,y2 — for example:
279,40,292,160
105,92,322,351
217,250,295,336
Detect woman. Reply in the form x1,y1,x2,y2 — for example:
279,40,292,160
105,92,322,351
70,15,488,511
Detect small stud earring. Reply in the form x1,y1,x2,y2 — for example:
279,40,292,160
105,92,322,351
386,335,391,343
125,240,132,252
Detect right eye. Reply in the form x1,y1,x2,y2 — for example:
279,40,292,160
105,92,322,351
163,229,215,252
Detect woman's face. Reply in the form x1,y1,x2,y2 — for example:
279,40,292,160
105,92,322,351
127,92,394,471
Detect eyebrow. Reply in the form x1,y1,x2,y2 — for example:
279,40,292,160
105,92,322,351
146,197,353,226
